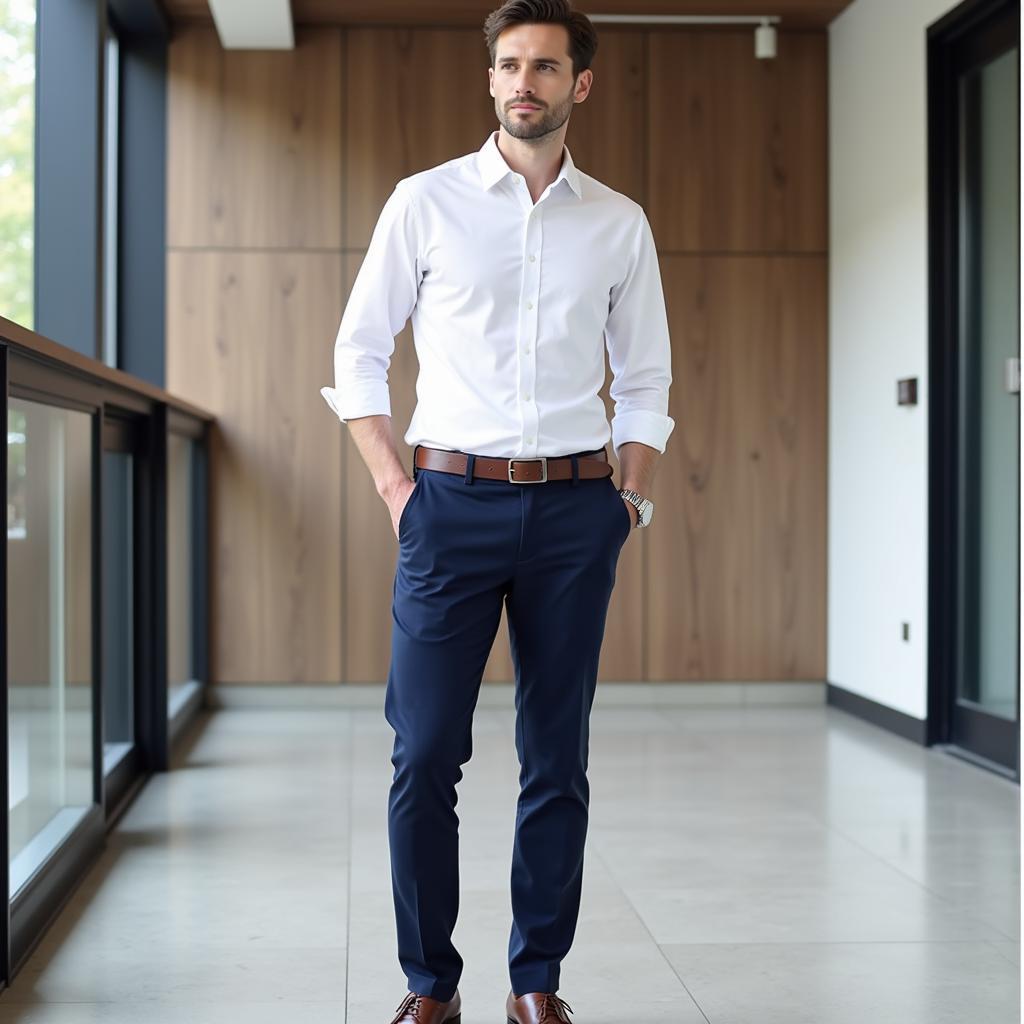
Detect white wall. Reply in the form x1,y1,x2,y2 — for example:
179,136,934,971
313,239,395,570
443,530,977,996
828,0,960,719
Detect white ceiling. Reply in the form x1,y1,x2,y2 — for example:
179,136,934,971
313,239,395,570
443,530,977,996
207,0,294,48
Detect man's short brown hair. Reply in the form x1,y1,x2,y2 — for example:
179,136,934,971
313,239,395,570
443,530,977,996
483,0,598,79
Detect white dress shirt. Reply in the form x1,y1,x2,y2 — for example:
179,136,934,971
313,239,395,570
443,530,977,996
320,129,674,460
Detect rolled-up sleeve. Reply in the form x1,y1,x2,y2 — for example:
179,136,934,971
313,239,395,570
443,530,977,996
319,181,421,423
604,206,676,459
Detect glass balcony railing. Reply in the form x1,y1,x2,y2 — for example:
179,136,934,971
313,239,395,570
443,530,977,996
1,312,213,985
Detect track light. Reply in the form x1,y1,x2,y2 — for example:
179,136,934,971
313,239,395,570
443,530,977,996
755,18,778,59
587,14,781,60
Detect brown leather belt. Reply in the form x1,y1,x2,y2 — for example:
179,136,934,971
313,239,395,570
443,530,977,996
413,444,614,483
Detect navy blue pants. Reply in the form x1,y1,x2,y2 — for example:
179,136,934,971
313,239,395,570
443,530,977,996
383,445,632,1001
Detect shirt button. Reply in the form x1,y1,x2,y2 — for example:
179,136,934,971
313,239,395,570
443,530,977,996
529,254,536,262
525,393,531,401
527,437,534,444
524,346,531,353
527,302,533,310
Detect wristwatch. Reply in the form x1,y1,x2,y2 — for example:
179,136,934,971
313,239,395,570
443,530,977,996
619,488,654,528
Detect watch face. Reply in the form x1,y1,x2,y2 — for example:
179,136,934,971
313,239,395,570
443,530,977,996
639,500,654,527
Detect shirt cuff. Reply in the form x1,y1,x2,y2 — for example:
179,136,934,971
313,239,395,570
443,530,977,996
319,384,391,424
611,409,676,460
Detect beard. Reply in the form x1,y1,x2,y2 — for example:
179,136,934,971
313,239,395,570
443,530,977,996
495,82,575,141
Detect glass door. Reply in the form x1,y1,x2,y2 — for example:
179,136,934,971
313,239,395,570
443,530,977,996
953,27,1020,762
929,0,1020,777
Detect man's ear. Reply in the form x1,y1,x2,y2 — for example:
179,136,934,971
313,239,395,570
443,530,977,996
574,68,593,103
488,66,495,97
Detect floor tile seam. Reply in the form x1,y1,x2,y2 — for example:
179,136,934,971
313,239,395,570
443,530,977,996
585,840,713,1024
344,710,355,1024
771,771,1006,907
982,938,1022,967
656,938,1011,947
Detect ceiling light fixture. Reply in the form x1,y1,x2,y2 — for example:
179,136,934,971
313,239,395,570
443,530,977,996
586,13,781,60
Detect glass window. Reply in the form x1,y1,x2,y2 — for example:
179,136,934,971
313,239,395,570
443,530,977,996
102,449,134,772
956,46,1020,721
167,432,195,713
0,0,37,331
101,24,119,369
7,397,95,896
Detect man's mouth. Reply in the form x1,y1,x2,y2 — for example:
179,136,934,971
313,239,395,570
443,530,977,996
511,104,540,110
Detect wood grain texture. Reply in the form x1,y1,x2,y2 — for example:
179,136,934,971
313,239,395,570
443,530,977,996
647,255,827,680
343,28,495,249
167,25,342,249
343,28,645,248
164,0,855,31
166,22,829,686
339,29,648,684
167,251,344,684
0,315,212,419
648,30,827,253
560,30,646,206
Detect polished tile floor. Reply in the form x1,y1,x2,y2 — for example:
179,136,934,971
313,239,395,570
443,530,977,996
0,697,1018,1023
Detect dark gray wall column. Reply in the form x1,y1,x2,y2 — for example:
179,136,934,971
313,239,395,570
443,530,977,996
34,0,105,359
118,35,167,387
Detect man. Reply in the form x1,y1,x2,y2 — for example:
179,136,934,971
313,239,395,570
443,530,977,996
320,2,673,1021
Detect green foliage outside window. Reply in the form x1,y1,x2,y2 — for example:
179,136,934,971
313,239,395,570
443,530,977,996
0,0,35,331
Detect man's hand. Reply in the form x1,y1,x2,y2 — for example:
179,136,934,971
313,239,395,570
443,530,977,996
621,494,638,530
384,476,417,540
618,440,661,532
342,415,419,539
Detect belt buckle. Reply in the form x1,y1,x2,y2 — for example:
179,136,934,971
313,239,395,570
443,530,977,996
508,456,548,483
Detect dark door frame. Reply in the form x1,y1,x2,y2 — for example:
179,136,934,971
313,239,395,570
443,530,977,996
926,0,1020,781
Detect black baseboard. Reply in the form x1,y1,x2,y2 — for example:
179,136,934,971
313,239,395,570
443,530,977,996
826,683,928,745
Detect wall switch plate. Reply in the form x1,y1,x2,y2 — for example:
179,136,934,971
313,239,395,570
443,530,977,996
897,378,918,405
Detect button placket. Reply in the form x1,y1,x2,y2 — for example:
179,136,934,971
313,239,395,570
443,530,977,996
518,203,542,456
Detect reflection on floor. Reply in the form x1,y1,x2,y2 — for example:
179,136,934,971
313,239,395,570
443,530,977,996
0,694,1018,1023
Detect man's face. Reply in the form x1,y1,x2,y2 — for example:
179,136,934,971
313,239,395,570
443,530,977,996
488,23,591,141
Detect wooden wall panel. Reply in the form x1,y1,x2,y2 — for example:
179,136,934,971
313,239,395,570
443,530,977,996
547,30,647,205
168,25,342,249
648,31,827,253
167,251,344,683
343,28,646,248
575,28,652,685
647,255,827,680
339,28,648,684
166,24,829,686
343,28,495,249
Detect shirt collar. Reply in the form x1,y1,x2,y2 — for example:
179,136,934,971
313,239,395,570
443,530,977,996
476,129,582,200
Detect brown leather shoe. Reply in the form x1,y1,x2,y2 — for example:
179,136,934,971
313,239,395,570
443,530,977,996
506,990,575,1024
388,989,462,1024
